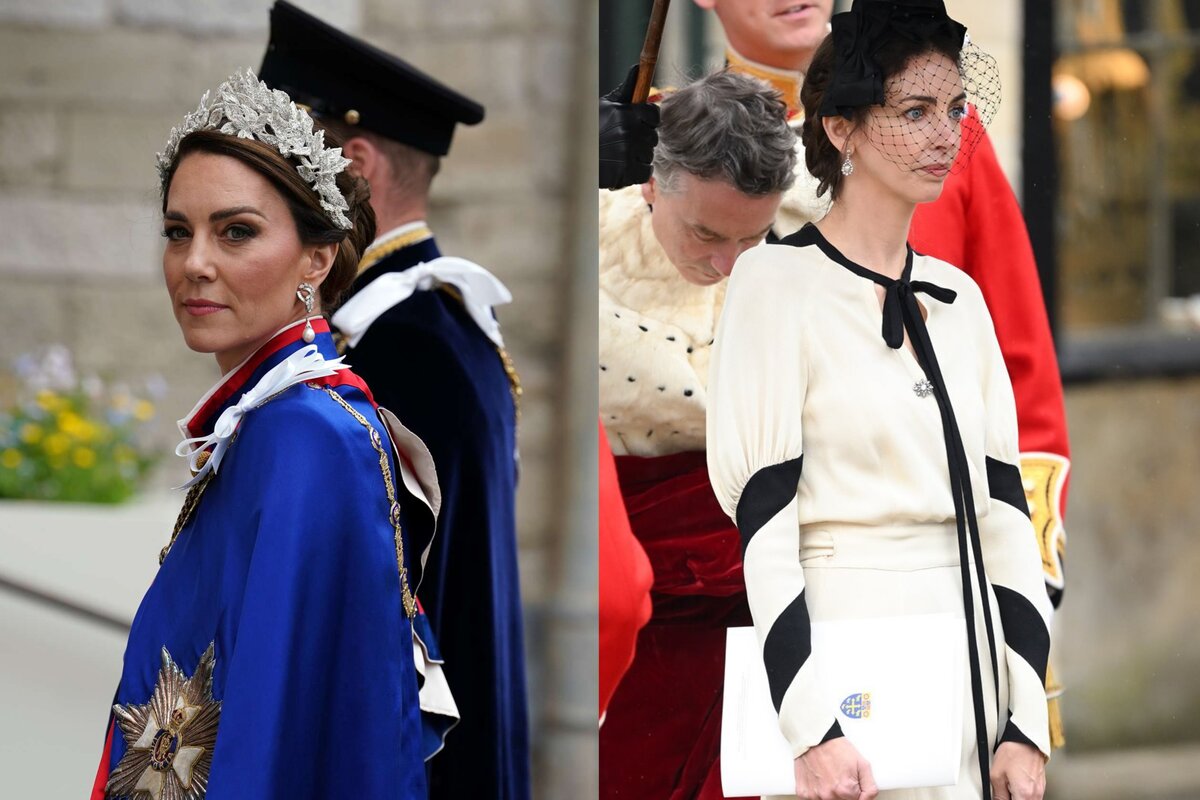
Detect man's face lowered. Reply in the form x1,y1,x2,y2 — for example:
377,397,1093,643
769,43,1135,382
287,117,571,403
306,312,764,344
642,172,782,285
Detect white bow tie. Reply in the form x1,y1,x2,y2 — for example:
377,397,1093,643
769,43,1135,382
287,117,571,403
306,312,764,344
175,345,348,489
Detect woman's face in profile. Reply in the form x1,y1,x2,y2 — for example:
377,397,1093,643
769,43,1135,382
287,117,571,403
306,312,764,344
162,152,323,373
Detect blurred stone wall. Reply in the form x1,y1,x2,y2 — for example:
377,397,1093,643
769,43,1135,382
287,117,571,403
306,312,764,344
0,0,597,796
1058,377,1200,750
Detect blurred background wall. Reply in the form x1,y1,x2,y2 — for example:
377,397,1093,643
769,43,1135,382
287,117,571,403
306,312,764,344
601,0,1200,797
0,0,598,797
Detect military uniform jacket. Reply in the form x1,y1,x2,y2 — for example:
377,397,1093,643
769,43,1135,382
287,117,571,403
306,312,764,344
334,227,530,800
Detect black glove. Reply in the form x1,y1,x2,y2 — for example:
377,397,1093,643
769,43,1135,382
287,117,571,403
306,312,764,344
600,64,661,190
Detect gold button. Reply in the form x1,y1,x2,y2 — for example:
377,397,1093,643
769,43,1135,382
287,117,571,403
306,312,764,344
344,109,361,125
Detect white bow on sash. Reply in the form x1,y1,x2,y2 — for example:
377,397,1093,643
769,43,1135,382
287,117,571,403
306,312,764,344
331,256,512,350
175,345,348,489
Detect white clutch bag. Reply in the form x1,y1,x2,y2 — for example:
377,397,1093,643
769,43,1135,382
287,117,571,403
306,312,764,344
720,615,966,797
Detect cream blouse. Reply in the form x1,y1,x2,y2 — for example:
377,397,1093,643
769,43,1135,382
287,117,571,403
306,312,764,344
706,226,1052,759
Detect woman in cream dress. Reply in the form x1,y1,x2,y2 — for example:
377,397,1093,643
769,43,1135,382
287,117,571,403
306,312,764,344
707,3,1051,800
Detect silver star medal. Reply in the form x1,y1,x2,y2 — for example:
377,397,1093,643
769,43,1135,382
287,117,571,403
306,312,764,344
106,644,221,800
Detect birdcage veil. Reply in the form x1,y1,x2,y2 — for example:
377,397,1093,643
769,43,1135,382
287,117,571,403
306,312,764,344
821,0,1001,175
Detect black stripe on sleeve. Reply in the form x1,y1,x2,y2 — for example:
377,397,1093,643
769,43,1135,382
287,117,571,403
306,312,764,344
986,456,1030,518
997,716,1037,750
735,455,804,552
993,585,1050,685
821,719,845,744
763,589,812,712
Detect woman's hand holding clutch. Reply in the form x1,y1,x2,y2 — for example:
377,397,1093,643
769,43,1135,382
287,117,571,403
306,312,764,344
793,738,879,800
990,742,1046,800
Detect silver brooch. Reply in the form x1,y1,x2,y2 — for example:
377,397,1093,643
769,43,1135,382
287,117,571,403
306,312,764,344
913,379,934,398
156,69,353,230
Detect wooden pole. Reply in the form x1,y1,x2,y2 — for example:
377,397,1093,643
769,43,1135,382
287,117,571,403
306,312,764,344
632,0,672,103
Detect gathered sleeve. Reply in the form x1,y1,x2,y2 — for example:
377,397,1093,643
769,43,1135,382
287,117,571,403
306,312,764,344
976,313,1054,758
203,392,425,799
706,248,840,757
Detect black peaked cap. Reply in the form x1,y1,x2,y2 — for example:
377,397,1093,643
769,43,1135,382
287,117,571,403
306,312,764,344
260,0,484,156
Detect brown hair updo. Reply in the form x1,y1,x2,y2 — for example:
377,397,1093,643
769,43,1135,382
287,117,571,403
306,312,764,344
160,129,376,309
800,25,963,200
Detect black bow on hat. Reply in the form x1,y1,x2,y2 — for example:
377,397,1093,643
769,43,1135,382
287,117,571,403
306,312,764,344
819,0,968,119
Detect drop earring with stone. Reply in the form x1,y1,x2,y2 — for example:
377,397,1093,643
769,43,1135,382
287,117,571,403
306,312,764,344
297,282,317,343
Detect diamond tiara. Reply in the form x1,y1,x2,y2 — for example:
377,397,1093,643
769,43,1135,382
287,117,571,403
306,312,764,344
156,68,353,230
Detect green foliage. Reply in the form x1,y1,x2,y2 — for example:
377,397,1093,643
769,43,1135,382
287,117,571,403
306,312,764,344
0,347,161,504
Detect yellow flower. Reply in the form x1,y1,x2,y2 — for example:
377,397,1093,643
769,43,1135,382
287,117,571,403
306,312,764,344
72,447,97,469
133,400,156,422
57,410,98,441
20,423,43,444
1,449,21,469
43,433,70,457
36,390,66,413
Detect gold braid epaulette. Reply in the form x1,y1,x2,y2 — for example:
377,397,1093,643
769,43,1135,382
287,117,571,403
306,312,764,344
356,225,434,276
320,385,417,618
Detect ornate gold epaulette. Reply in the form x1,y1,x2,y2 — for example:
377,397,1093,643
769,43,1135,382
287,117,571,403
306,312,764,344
356,224,434,276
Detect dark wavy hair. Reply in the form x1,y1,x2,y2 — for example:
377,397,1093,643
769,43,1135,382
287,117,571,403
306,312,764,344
161,129,376,309
800,27,963,200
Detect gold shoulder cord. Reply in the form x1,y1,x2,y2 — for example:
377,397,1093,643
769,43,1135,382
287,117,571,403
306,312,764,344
320,385,417,618
160,453,216,565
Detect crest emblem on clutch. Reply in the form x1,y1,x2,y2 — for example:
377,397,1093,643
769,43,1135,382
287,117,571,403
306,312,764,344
840,692,872,719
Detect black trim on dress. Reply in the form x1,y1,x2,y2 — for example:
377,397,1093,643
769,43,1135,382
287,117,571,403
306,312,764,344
763,590,813,713
735,456,805,553
992,584,1050,685
986,456,1031,518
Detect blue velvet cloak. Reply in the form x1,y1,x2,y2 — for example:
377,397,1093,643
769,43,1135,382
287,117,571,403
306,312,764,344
340,235,530,800
98,327,428,799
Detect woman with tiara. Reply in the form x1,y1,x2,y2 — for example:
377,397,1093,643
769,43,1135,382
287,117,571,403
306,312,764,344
90,70,445,799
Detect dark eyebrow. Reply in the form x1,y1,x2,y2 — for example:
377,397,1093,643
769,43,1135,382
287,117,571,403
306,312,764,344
899,92,968,104
211,206,266,222
692,223,724,239
162,206,267,223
